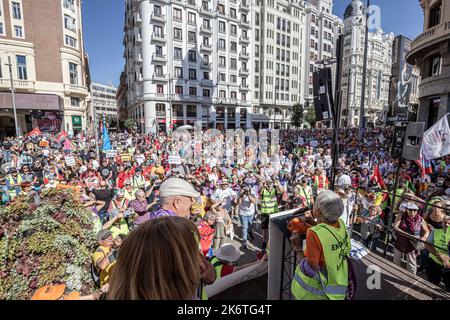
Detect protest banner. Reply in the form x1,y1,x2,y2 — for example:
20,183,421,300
120,153,132,162
310,140,318,147
106,150,118,158
168,155,182,165
65,156,76,167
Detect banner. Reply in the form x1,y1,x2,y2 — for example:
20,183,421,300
310,140,318,147
120,153,132,162
65,156,76,167
168,155,182,165
421,113,450,160
106,150,117,158
298,137,304,145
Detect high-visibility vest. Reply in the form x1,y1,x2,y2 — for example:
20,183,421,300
291,219,350,300
314,175,328,190
261,189,278,216
429,228,449,266
7,175,23,198
210,256,224,279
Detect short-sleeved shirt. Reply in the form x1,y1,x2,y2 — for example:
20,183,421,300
91,246,115,287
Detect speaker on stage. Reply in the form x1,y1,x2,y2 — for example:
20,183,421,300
402,122,425,161
313,68,333,122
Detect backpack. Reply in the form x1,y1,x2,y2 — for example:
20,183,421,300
91,247,105,288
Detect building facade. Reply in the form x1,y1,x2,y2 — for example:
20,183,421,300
339,0,394,127
303,0,343,109
90,81,118,128
116,70,128,126
0,0,90,137
388,35,421,122
251,0,307,129
124,0,254,133
406,0,450,129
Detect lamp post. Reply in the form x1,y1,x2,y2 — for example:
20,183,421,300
6,56,20,137
359,0,371,138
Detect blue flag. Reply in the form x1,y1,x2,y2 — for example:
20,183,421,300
102,117,111,151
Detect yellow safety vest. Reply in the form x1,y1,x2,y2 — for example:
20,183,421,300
291,219,350,300
261,189,278,216
429,228,449,266
7,175,23,198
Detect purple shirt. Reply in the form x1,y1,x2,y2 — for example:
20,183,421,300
149,207,177,220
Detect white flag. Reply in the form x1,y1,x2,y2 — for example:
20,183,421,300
421,113,450,160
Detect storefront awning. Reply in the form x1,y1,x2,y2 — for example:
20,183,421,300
0,92,60,110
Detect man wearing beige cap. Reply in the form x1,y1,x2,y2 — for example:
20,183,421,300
149,177,200,219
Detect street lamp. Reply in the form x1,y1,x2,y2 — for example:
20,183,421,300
5,56,20,137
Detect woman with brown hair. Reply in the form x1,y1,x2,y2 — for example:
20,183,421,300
106,216,202,300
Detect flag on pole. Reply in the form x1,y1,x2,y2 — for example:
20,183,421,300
102,115,111,151
370,164,386,190
63,138,74,151
421,113,450,160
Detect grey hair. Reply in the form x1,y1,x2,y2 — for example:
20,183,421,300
135,190,146,199
316,190,344,223
160,196,176,207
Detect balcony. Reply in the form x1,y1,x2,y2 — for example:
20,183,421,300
239,2,250,12
136,54,143,63
239,35,250,44
239,68,249,76
201,79,214,87
186,0,197,9
239,84,249,91
150,13,166,23
200,43,212,52
200,62,212,69
151,32,166,43
407,21,450,63
200,25,212,34
0,79,35,92
135,34,143,44
152,53,167,63
239,52,249,60
135,13,142,24
200,6,214,17
240,19,250,28
152,74,168,82
64,83,89,97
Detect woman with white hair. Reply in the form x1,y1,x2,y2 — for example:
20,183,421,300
290,190,351,300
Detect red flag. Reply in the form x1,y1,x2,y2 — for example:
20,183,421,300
371,165,386,190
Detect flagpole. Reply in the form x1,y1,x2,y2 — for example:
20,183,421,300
94,110,100,158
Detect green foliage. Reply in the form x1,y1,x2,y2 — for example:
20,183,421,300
291,103,304,128
305,107,317,127
124,118,136,129
0,189,97,300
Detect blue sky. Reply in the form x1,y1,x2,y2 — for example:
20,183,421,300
82,0,424,87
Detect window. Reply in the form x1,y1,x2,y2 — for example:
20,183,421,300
156,84,164,94
68,62,77,84
0,23,4,34
175,85,183,94
230,58,237,70
65,35,77,47
230,8,236,18
219,56,226,68
188,12,196,25
173,8,182,21
219,21,226,33
219,73,226,82
64,15,76,31
189,87,197,96
14,25,23,37
188,69,196,80
188,31,196,43
154,65,163,77
70,97,80,107
218,4,225,15
174,28,182,40
230,24,237,36
174,66,183,78
173,105,183,116
203,72,210,80
231,41,237,52
203,89,210,97
12,2,21,19
174,47,182,59
155,45,163,57
429,1,442,28
154,5,162,16
153,25,163,37
219,90,226,98
188,50,196,62
430,55,442,76
64,0,75,11
219,38,226,50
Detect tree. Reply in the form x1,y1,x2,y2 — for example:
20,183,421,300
124,118,136,130
305,108,317,127
291,103,304,128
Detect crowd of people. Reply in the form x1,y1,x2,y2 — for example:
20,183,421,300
1,125,449,300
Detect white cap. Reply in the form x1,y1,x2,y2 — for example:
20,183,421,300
405,202,419,210
214,244,242,263
159,178,200,198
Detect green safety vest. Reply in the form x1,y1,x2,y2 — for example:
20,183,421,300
390,188,404,211
210,256,224,279
261,189,278,216
7,175,22,198
291,219,350,300
429,228,450,266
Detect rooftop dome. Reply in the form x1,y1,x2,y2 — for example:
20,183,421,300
344,0,366,19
